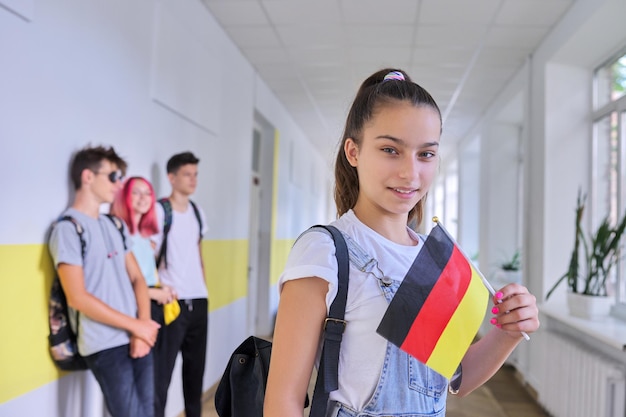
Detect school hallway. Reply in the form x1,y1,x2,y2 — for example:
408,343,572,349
4,1,626,417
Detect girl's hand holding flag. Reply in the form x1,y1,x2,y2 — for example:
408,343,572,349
490,284,539,339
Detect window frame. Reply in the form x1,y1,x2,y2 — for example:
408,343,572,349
591,48,626,319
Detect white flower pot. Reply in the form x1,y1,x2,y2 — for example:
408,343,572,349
501,270,522,284
566,292,613,319
493,269,522,285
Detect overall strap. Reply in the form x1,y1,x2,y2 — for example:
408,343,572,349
306,225,349,417
342,232,393,286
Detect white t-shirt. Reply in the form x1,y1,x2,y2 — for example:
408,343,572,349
153,201,209,299
279,210,425,410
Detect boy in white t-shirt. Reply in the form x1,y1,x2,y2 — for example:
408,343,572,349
152,152,208,417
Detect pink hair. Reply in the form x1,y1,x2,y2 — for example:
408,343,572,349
110,176,159,237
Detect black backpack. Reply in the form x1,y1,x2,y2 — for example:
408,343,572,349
156,198,203,268
214,225,349,417
48,214,126,371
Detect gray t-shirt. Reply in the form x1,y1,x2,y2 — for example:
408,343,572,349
49,208,136,356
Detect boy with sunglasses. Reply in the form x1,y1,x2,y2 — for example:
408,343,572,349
48,145,161,417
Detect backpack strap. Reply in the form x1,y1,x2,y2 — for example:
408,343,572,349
104,214,127,250
55,216,86,258
305,225,349,417
52,215,87,338
156,198,203,268
189,200,203,243
156,198,173,268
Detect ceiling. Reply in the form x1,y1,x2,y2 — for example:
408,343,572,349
201,0,574,159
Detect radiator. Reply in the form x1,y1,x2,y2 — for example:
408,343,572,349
538,332,626,417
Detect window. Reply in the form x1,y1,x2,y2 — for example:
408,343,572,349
595,53,626,109
592,49,626,315
592,113,617,229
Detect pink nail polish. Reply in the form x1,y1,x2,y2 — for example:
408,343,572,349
490,318,497,325
495,291,504,299
491,307,499,314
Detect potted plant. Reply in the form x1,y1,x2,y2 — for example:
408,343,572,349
495,250,522,284
546,191,626,318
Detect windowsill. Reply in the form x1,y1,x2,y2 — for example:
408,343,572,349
540,300,626,351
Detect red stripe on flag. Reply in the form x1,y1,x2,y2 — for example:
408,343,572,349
400,245,472,363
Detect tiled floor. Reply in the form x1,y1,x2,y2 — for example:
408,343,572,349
447,365,549,417
194,364,548,417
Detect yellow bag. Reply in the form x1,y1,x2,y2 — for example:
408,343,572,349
163,299,180,325
154,269,180,325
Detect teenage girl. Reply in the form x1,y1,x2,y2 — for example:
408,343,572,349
111,176,176,308
264,69,540,417
111,176,177,415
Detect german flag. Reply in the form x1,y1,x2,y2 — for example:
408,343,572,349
376,223,489,379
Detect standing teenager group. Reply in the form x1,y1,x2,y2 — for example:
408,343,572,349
49,148,208,417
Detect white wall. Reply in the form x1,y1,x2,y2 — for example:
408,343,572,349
480,122,521,280
542,63,591,298
0,0,330,415
457,135,480,261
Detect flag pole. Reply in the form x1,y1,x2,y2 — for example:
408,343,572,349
432,217,530,341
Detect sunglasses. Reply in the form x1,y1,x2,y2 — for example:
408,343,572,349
96,170,124,183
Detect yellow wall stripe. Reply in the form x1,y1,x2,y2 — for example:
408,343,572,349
269,130,281,285
203,239,249,309
0,240,249,404
0,244,61,403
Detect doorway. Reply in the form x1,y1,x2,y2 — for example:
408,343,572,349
247,113,275,336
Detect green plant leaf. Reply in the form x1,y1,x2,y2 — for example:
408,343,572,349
549,188,626,299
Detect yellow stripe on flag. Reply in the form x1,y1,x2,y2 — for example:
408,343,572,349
426,266,488,378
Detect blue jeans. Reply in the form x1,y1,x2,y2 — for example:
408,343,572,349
84,344,154,417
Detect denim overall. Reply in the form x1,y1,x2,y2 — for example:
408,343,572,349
328,235,449,417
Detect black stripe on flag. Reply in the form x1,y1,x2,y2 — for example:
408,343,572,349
376,225,454,347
